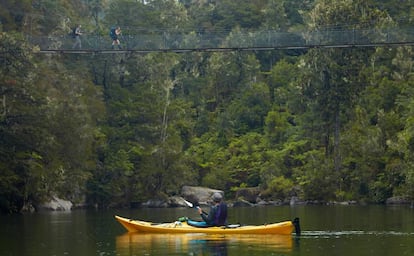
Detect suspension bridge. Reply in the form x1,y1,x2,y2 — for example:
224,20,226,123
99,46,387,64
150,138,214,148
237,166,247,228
32,27,414,54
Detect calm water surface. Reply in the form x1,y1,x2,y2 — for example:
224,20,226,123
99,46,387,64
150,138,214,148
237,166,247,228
1,205,413,255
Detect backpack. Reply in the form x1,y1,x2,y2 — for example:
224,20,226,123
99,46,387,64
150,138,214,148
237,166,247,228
110,27,116,39
71,27,77,38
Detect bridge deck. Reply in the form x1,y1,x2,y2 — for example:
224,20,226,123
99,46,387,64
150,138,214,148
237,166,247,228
31,27,414,53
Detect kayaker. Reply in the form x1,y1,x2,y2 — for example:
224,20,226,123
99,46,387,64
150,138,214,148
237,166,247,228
187,192,228,227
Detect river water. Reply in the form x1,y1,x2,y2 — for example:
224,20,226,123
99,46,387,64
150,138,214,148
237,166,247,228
1,205,413,255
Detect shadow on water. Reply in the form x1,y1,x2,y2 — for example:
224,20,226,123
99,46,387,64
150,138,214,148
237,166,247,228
116,232,293,255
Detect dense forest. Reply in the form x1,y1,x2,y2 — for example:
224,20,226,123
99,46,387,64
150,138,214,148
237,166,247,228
1,0,413,213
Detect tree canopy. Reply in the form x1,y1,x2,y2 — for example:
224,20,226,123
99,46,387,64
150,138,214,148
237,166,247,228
0,0,413,213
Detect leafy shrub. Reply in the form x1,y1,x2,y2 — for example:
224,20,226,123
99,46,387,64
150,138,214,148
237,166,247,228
261,176,294,200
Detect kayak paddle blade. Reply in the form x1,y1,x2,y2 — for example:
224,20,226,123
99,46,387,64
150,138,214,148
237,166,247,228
183,199,194,208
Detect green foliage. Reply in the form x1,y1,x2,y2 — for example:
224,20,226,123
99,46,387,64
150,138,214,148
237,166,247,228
227,82,271,134
293,149,336,201
261,176,294,200
369,174,393,203
0,31,105,212
264,109,295,146
0,31,44,212
2,0,414,212
0,0,32,31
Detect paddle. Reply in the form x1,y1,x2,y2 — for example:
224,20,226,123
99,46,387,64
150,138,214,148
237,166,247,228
183,199,207,214
293,217,301,236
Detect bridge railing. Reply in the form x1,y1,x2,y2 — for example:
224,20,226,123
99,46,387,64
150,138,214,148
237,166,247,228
29,27,414,52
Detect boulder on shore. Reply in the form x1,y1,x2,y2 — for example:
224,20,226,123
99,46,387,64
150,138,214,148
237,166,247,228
141,196,190,208
181,186,224,205
38,196,72,211
386,196,410,205
168,196,190,207
232,198,255,207
142,199,169,208
235,187,260,203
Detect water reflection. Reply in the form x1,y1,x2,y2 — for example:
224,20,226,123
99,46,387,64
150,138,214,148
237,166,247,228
301,230,414,238
116,233,292,255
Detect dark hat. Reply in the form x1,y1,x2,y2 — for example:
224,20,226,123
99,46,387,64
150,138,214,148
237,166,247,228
212,192,223,202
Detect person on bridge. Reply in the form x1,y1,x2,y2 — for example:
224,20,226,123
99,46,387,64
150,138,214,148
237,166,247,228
110,26,122,49
72,24,82,49
187,192,228,227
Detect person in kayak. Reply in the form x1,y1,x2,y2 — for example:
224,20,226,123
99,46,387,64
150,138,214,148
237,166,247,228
187,192,228,227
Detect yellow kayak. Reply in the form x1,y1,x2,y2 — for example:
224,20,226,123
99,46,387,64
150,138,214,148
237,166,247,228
115,215,299,235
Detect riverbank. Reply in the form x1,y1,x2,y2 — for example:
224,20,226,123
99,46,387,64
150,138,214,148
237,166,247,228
29,186,413,212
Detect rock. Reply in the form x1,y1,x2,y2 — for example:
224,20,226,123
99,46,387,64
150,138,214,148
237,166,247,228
267,199,284,206
290,196,299,206
233,198,254,207
181,186,224,205
21,202,36,213
256,198,271,206
39,196,72,211
386,196,410,205
235,187,260,203
140,196,190,208
142,199,168,208
168,196,189,207
289,196,307,206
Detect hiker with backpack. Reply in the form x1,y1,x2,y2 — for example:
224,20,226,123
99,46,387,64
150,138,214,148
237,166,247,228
72,24,82,49
110,26,122,49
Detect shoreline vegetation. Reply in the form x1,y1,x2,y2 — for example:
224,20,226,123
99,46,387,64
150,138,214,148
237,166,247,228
135,195,414,209
36,196,413,212
2,1,414,214
34,186,413,212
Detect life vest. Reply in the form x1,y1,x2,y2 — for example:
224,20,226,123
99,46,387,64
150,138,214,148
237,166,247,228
214,203,227,226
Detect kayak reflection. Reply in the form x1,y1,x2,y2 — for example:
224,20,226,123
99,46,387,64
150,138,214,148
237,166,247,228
116,232,292,255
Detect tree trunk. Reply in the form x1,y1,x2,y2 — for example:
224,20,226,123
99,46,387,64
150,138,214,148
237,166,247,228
334,108,341,192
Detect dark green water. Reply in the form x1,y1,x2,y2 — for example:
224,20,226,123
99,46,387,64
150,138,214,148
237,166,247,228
1,205,413,255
